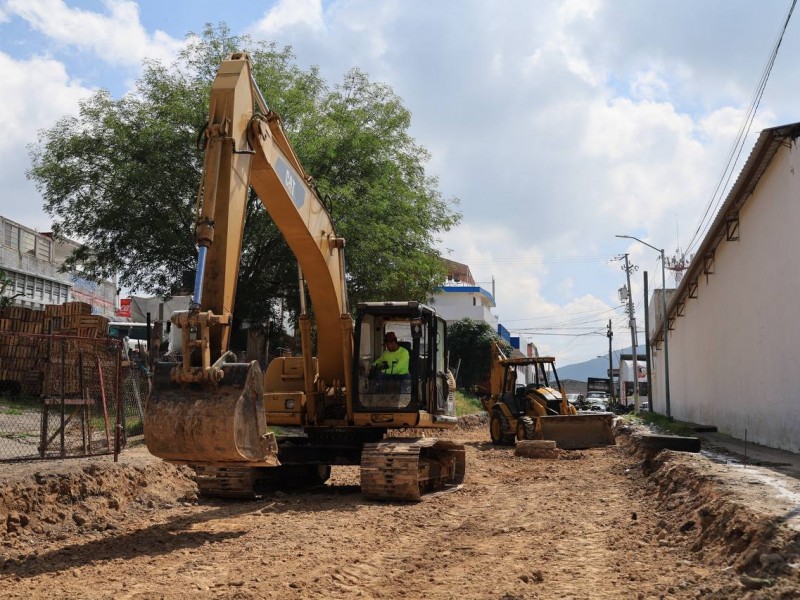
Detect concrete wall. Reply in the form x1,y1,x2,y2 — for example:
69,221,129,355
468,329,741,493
431,286,498,328
651,142,800,451
1,215,117,317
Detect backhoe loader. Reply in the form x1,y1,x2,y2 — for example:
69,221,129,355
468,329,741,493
481,341,614,449
143,53,464,501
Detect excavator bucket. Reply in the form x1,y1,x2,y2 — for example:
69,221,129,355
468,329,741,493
536,413,616,450
144,360,279,465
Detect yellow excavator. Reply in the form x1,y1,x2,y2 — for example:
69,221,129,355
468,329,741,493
481,341,615,449
144,53,465,501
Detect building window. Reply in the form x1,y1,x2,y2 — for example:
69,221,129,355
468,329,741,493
36,237,51,261
3,222,19,249
20,230,35,254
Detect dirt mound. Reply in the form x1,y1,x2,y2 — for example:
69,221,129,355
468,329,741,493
456,412,487,429
0,460,195,544
618,424,800,597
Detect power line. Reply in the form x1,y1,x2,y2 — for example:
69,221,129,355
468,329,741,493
502,305,620,323
451,255,611,265
685,0,796,256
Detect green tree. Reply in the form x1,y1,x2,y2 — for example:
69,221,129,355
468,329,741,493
0,269,25,309
27,23,460,336
448,318,506,392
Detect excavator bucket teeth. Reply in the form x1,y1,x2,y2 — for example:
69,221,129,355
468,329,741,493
144,360,278,465
536,413,616,450
361,438,466,502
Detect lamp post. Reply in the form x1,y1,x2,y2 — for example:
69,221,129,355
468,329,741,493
607,319,614,405
615,235,671,417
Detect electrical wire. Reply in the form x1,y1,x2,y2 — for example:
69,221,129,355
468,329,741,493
453,255,611,265
685,0,797,256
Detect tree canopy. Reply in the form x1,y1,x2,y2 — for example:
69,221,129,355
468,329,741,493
447,318,506,391
28,24,460,333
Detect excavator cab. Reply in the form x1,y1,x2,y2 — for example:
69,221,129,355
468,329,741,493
353,302,456,423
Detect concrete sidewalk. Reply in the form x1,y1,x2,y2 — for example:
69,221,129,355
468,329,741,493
694,429,800,479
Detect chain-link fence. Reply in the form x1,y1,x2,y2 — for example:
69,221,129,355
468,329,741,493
0,331,150,461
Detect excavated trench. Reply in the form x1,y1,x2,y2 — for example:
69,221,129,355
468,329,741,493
0,418,797,598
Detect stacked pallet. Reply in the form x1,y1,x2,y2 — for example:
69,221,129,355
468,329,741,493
43,302,111,397
44,302,109,337
0,302,111,397
0,306,46,395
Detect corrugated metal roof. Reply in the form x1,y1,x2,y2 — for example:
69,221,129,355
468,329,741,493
651,121,800,343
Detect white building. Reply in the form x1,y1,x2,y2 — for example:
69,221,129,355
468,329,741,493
649,122,800,452
431,259,499,330
0,215,117,317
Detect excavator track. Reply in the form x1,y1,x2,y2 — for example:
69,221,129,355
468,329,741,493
360,438,466,501
193,463,334,500
194,465,262,499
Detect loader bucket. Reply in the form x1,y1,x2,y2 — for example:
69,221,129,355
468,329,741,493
144,360,278,465
537,413,615,450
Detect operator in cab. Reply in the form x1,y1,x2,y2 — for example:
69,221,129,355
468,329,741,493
372,332,410,377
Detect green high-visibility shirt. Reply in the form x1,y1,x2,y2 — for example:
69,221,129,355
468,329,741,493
373,346,410,375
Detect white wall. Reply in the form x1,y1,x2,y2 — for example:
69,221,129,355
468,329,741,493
431,289,498,328
652,142,800,451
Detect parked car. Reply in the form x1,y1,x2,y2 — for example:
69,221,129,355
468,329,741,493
584,398,609,412
566,393,583,406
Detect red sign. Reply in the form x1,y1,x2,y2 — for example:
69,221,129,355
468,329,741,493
115,298,131,318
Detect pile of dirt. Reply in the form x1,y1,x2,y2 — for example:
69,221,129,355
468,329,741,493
617,422,800,597
0,459,195,547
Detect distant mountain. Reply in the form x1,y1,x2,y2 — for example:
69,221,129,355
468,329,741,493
558,345,645,382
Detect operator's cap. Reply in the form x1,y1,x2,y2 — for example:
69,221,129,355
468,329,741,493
384,332,397,342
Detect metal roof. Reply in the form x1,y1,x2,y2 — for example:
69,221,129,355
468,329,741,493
651,121,800,344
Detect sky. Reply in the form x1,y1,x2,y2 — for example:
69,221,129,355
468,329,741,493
1,0,798,366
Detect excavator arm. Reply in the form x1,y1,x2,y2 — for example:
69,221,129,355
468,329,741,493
184,53,351,386
145,53,352,463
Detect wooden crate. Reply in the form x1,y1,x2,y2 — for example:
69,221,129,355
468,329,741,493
44,304,62,317
62,302,92,316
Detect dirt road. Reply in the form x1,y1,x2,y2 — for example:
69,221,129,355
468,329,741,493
0,420,798,599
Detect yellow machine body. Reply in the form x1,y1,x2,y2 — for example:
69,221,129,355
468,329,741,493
144,54,464,500
482,341,615,450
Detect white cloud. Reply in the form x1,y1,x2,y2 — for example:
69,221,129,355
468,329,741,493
438,222,617,363
5,0,183,66
251,0,325,36
0,51,94,230
1,0,795,366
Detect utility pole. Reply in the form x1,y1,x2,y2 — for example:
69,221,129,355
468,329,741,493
606,319,614,405
621,254,640,412
616,234,672,416
643,271,653,412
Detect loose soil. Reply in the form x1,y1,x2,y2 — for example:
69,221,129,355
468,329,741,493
0,417,799,599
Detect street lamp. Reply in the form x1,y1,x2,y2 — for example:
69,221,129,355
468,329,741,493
615,234,671,417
